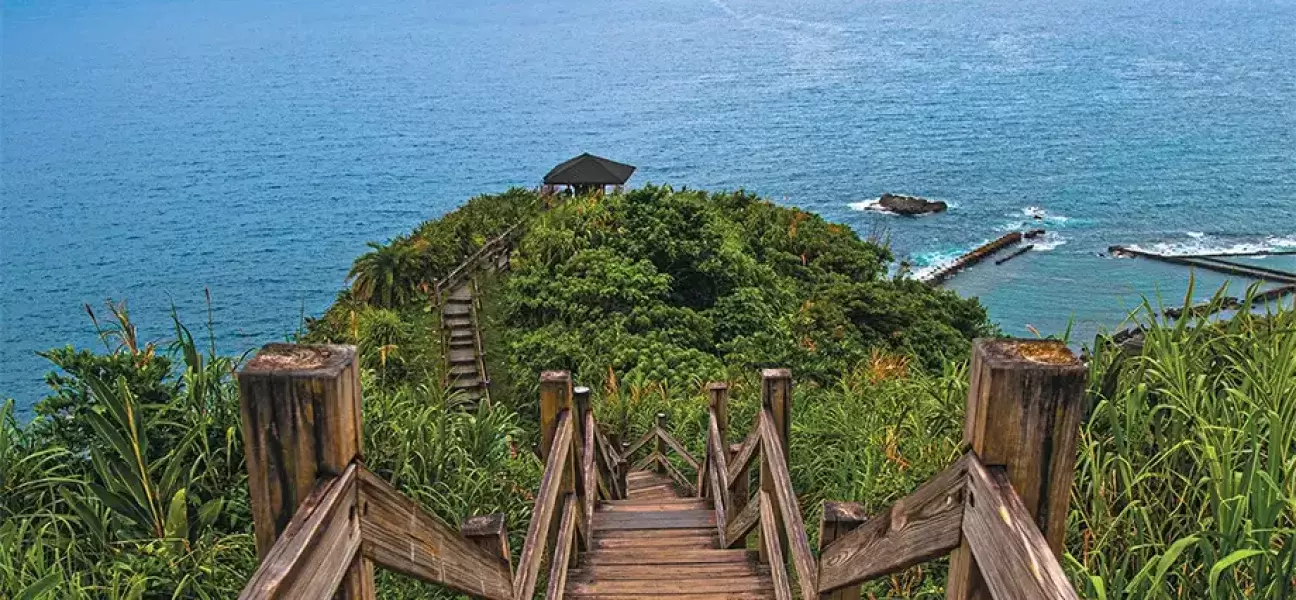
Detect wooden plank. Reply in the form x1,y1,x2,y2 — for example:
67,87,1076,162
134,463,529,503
582,410,599,548
566,576,774,596
593,510,716,530
725,492,761,549
566,594,774,600
546,494,580,600
570,563,765,580
238,465,361,600
659,455,698,496
357,467,513,600
658,428,701,472
758,490,793,600
579,549,760,565
947,339,1086,600
816,502,867,600
622,429,657,461
236,344,373,598
460,513,512,576
817,454,968,593
595,527,716,539
727,428,761,489
593,535,718,551
513,412,573,600
707,412,732,545
962,457,1080,600
758,370,791,565
654,415,668,474
602,499,709,511
759,410,817,600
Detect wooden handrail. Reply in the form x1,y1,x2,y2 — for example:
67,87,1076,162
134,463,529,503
962,455,1080,599
434,222,522,305
726,427,760,489
758,409,818,600
239,464,362,600
704,411,731,544
817,454,968,593
359,466,515,600
758,490,793,600
514,411,574,600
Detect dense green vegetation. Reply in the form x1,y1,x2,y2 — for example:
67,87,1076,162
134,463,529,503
3,187,1293,599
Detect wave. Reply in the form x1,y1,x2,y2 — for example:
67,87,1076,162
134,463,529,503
1127,234,1296,257
906,244,983,281
1031,232,1067,251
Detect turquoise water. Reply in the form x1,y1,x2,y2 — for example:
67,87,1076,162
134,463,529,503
3,0,1294,416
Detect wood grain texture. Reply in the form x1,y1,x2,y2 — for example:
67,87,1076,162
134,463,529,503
622,428,657,460
707,413,732,545
546,494,580,600
513,412,573,600
357,467,513,600
948,339,1086,600
758,490,793,600
816,501,867,600
759,410,817,600
461,513,512,576
725,492,761,549
659,454,698,496
238,464,361,600
658,427,701,472
759,370,790,565
236,344,373,598
962,457,1080,600
582,411,599,548
817,454,968,593
727,428,761,489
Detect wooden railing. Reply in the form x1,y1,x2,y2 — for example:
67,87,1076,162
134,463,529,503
618,411,701,495
236,344,515,599
512,373,627,600
431,221,523,307
237,337,1087,599
693,340,1087,600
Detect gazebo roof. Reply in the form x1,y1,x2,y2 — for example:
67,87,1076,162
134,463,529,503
543,153,636,186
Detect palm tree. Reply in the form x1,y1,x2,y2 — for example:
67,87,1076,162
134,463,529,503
347,240,424,308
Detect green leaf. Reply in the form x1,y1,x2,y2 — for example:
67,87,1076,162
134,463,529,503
196,497,224,531
1208,549,1266,596
16,572,61,600
164,488,189,543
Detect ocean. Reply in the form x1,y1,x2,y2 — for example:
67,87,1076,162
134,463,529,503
3,0,1294,417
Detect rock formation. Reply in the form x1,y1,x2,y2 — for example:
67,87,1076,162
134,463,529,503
877,193,947,215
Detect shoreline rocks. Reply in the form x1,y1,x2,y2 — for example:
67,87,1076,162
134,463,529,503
877,193,948,216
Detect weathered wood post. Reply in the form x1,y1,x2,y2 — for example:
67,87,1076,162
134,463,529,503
573,385,593,547
237,343,375,599
818,501,868,600
539,371,577,567
946,339,1087,600
654,413,668,474
460,513,512,574
703,383,730,500
759,368,792,564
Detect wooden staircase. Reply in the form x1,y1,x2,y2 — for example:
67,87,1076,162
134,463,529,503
238,341,1091,600
568,470,773,599
444,284,487,405
435,225,518,407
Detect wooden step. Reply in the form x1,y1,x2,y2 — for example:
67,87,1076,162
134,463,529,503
592,535,718,551
593,528,716,540
566,594,773,600
602,499,709,512
567,576,773,596
448,349,476,363
579,550,759,566
570,563,767,580
445,318,473,329
443,304,471,317
449,365,479,377
593,510,715,531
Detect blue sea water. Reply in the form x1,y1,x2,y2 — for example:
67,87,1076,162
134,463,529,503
3,0,1294,417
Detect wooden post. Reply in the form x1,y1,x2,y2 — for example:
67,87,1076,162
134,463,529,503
539,371,573,462
573,386,591,468
946,339,1087,600
759,368,791,563
654,413,668,474
818,501,868,600
729,442,749,515
461,513,512,574
237,343,375,599
708,382,730,448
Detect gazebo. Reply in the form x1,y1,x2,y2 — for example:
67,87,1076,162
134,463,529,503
542,153,635,196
